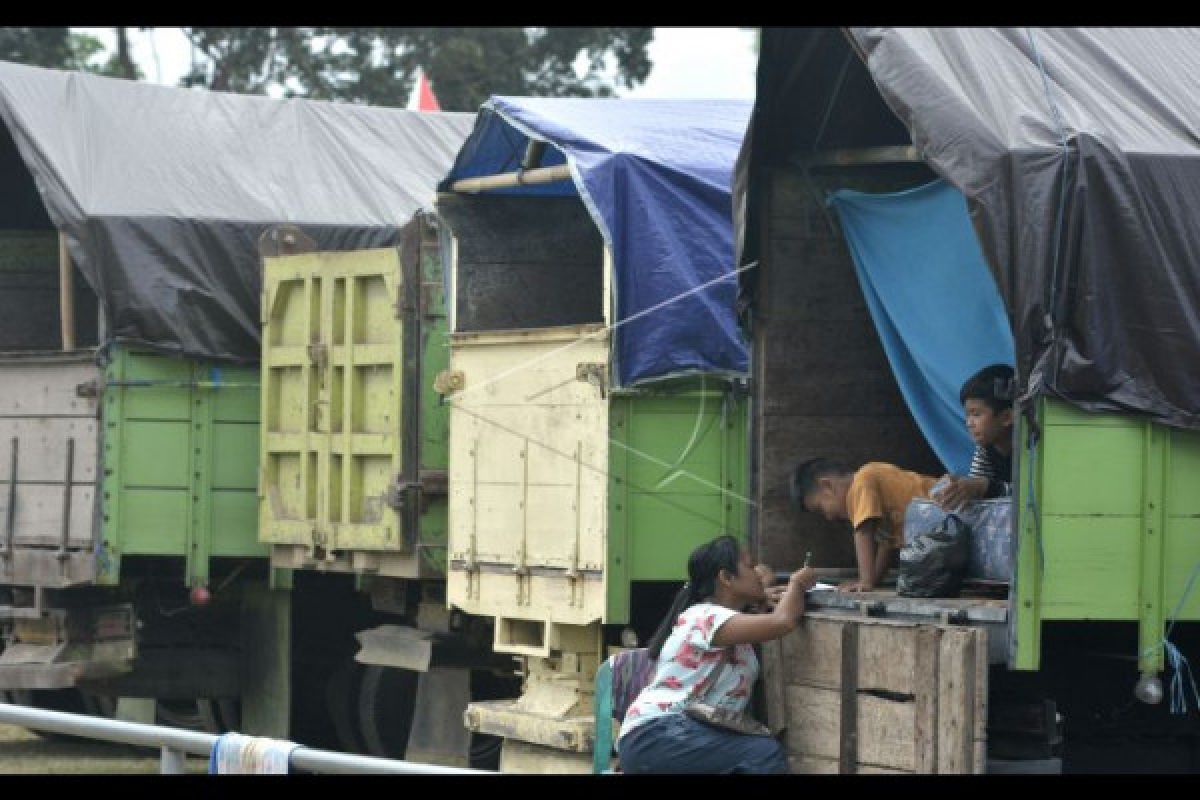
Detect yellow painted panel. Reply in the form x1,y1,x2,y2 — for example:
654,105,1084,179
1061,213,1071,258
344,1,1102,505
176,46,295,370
260,248,406,554
446,570,604,628
447,328,609,622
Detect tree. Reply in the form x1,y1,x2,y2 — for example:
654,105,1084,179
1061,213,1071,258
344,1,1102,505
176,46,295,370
179,27,654,111
0,28,143,79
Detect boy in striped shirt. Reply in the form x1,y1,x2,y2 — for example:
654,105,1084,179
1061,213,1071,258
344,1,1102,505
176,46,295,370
933,364,1015,510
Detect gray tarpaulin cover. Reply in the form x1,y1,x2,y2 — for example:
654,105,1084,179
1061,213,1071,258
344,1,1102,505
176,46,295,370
0,60,474,362
739,28,1200,429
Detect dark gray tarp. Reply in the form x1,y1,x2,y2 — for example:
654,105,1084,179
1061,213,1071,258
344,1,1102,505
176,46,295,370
738,28,1200,430
0,60,474,362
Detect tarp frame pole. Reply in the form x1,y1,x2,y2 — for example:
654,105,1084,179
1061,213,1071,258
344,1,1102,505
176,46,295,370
792,145,920,168
58,231,75,351
449,164,573,194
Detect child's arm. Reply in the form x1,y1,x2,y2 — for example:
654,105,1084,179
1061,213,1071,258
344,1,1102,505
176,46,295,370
873,538,894,588
841,521,880,592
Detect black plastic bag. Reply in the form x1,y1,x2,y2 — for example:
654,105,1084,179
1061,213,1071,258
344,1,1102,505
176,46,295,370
896,513,970,598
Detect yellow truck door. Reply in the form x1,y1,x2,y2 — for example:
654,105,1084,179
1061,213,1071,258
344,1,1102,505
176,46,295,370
260,247,415,574
445,324,610,656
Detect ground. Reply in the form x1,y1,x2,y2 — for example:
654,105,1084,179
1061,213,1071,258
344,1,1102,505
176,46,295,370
0,723,207,774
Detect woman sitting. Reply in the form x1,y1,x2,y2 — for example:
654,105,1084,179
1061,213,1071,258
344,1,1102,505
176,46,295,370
616,534,817,774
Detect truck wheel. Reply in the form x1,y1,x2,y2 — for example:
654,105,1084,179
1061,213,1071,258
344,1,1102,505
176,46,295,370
79,692,118,718
326,658,366,753
157,695,231,734
357,665,418,758
198,698,240,733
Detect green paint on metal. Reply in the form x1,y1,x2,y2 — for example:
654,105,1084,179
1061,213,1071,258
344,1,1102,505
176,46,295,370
418,225,450,578
1012,397,1200,673
605,383,749,623
101,347,264,587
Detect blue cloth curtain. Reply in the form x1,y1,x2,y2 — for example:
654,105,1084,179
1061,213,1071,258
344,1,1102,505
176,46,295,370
828,180,1015,475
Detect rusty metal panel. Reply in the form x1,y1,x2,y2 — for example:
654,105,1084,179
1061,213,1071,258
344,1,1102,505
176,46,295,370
0,352,100,588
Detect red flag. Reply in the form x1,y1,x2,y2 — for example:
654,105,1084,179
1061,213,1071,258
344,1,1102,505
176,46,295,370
408,68,441,112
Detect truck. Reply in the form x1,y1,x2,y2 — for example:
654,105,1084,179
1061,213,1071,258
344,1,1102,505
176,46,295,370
0,60,475,747
257,96,756,772
734,27,1200,772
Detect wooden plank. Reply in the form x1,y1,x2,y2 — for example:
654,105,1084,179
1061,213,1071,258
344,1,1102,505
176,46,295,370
760,638,788,736
794,145,922,168
763,320,890,371
858,764,913,775
838,621,858,774
762,367,906,417
788,755,840,774
973,627,989,774
781,616,843,689
858,624,918,694
761,238,866,322
937,627,974,774
59,232,75,351
913,626,940,773
856,693,917,772
783,684,841,760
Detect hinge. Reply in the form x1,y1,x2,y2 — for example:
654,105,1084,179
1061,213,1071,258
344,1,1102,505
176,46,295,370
307,342,328,371
434,370,465,395
75,379,101,398
576,363,608,398
384,470,448,515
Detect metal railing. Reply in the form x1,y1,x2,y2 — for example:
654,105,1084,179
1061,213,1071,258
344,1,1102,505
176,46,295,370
0,702,493,775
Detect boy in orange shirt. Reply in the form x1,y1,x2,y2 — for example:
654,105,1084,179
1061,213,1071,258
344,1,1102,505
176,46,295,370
791,459,937,592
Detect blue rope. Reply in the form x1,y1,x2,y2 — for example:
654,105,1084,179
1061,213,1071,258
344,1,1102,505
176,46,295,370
1143,559,1200,714
1164,560,1200,713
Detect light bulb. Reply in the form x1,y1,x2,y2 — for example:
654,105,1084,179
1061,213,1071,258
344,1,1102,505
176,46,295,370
1134,672,1164,705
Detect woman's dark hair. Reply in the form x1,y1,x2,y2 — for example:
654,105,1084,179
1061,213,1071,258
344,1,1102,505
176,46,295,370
645,534,742,659
959,363,1016,412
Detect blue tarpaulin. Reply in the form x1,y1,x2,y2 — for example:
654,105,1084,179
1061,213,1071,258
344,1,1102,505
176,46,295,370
829,180,1015,475
440,96,752,387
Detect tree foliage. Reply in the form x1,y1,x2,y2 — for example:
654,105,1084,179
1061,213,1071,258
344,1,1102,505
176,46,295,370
0,27,143,79
178,27,653,110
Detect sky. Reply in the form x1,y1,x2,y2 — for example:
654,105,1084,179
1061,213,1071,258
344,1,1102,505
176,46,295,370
74,27,759,103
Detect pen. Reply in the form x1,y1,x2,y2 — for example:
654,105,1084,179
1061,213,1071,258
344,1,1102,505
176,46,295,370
803,551,812,569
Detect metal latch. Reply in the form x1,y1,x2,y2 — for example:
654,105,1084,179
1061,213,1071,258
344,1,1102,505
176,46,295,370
393,284,417,319
433,370,465,395
576,363,608,398
384,470,448,513
74,380,100,398
307,342,328,371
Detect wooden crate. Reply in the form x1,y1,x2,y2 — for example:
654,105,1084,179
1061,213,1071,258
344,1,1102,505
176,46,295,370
762,611,988,774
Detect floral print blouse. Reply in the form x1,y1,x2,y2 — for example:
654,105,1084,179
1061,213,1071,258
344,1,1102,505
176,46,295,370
617,602,758,745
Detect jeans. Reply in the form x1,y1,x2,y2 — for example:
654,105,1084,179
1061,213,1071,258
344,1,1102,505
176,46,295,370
617,713,788,774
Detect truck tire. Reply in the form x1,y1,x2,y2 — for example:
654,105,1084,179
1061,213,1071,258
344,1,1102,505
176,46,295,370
156,698,236,733
357,665,418,759
79,692,117,718
326,658,366,754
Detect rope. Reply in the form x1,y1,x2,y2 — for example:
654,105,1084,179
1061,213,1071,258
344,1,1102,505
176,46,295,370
1144,559,1200,714
1024,428,1045,578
